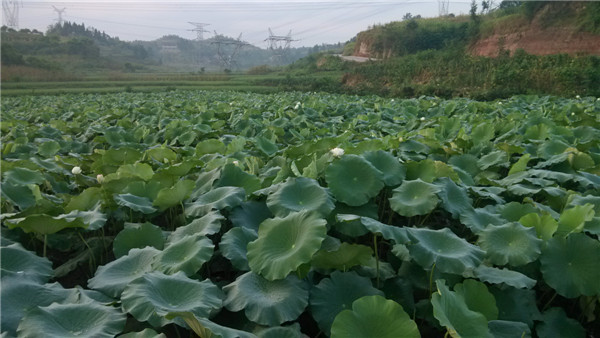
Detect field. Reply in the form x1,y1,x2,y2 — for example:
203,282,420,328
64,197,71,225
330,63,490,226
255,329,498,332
1,90,600,337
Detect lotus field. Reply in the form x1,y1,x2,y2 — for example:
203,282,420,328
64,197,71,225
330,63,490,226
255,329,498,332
2,91,600,337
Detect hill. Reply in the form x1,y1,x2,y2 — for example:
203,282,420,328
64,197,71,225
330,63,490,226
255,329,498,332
281,1,600,99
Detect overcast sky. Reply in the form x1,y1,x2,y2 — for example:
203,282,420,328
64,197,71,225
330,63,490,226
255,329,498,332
14,1,473,47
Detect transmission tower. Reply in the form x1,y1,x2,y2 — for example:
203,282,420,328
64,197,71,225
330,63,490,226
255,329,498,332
188,22,210,41
438,0,449,16
265,28,297,64
211,31,248,70
52,5,66,25
2,0,22,29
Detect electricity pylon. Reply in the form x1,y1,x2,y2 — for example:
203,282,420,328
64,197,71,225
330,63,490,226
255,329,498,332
438,0,449,16
265,28,297,64
211,31,248,70
2,0,21,29
52,5,66,25
188,22,210,41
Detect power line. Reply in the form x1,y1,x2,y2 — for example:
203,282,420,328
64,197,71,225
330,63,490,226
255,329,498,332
52,5,65,25
2,0,22,28
188,22,210,41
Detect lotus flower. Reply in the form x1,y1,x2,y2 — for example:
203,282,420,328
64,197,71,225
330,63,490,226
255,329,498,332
330,147,344,157
71,166,82,175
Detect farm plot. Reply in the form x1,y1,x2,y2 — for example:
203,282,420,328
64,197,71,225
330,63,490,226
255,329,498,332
1,91,599,337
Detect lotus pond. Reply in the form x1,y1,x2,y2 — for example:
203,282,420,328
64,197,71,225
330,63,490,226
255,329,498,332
1,91,599,337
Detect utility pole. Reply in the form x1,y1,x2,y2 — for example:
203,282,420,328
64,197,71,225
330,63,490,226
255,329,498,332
265,28,297,64
188,22,210,41
211,31,248,70
2,0,21,29
52,5,66,26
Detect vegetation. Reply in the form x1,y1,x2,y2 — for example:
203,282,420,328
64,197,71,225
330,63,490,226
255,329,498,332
2,91,600,337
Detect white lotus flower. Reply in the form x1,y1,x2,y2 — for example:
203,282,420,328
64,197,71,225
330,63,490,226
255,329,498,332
420,117,426,121
96,174,104,183
233,160,240,166
330,147,344,157
571,112,575,116
71,166,82,175
294,102,301,110
576,95,581,99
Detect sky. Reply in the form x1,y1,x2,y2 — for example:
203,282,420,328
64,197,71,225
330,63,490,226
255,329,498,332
11,1,473,47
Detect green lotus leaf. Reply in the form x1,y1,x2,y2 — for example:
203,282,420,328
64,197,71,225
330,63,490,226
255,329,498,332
459,207,505,234
568,151,595,170
189,168,221,198
325,154,384,206
38,140,61,157
449,154,480,176
101,147,143,165
311,242,373,271
556,204,595,237
478,150,509,170
114,194,157,214
60,204,107,231
471,122,495,144
185,186,246,218
389,179,440,217
3,167,45,185
507,153,531,176
230,201,273,232
358,216,410,244
405,159,458,183
146,146,177,163
112,222,165,258
490,287,541,327
0,180,38,210
468,186,505,204
247,211,327,280
256,323,304,338
431,280,490,338
538,139,569,159
6,214,86,235
118,328,166,338
223,271,308,326
152,179,194,211
196,139,226,156
116,162,154,181
330,295,420,338
310,271,383,335
267,177,334,217
121,271,223,327
217,163,262,196
577,171,600,189
362,150,405,186
1,278,73,336
434,177,473,218
88,247,160,298
1,243,53,282
454,279,498,321
168,211,224,244
152,235,214,276
518,212,558,240
500,202,538,222
16,301,126,338
65,187,103,212
256,136,279,156
331,201,378,237
406,227,485,274
488,320,531,338
220,226,258,270
473,265,536,289
478,222,542,267
536,308,585,338
540,233,600,298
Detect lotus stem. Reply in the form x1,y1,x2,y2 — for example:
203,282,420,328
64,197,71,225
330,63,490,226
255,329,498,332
373,234,380,288
78,231,96,269
429,262,436,298
43,234,47,257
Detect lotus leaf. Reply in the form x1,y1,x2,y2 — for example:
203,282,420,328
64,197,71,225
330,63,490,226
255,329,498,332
311,242,373,270
362,150,405,186
185,186,246,217
330,295,420,338
112,222,164,258
459,207,505,234
478,150,508,170
406,227,485,274
518,212,558,240
309,271,383,335
146,146,177,163
153,235,213,276
230,201,273,232
540,233,600,298
256,323,304,338
331,201,378,237
114,194,157,214
325,154,384,206
6,213,86,235
556,203,595,237
507,154,531,176
431,280,490,338
153,179,195,210
435,177,473,218
118,328,166,338
220,226,258,270
1,243,53,282
478,222,542,267
116,162,154,181
536,307,585,338
217,163,262,196
16,301,126,338
223,271,308,326
266,177,334,217
247,211,327,280
453,279,498,321
358,216,409,243
389,179,441,217
473,265,536,289
121,271,223,327
488,320,531,338
60,204,107,231
3,167,45,185
0,180,38,209
65,187,103,212
168,211,223,243
88,247,160,298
